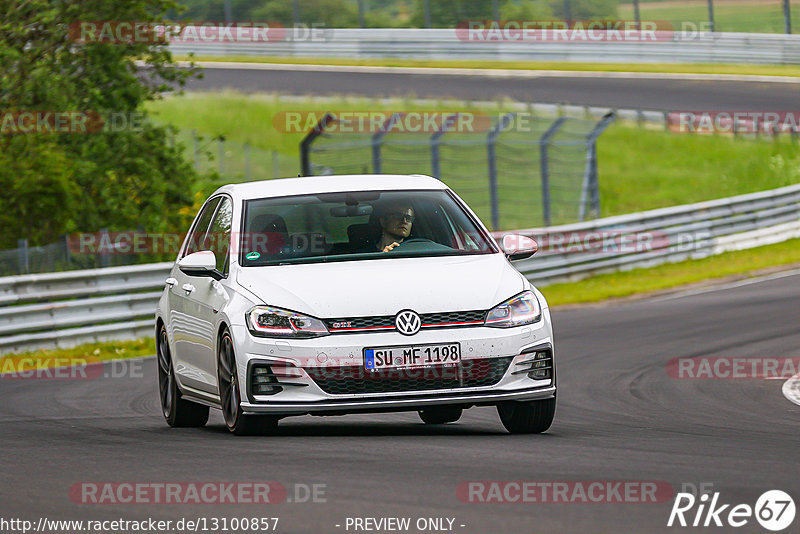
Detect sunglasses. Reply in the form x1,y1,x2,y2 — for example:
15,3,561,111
386,212,415,223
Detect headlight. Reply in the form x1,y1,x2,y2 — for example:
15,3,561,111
485,291,542,328
246,306,329,338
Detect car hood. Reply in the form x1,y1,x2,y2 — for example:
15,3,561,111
236,254,525,318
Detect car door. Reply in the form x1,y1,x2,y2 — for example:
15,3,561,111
168,196,221,393
182,196,234,395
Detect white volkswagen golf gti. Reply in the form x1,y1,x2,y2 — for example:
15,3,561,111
155,174,556,435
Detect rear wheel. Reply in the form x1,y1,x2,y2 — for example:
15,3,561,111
497,398,556,434
157,324,209,427
218,328,279,436
418,406,463,425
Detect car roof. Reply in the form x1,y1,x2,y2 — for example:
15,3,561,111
214,174,448,202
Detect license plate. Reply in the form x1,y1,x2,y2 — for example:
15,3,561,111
364,343,461,371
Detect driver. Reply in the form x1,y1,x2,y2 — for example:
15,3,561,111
376,203,415,252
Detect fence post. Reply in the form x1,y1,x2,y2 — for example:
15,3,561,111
192,130,199,171
784,0,792,34
357,0,366,28
486,113,516,232
292,0,300,25
300,113,336,176
62,234,70,267
707,0,715,32
17,238,29,274
579,112,616,221
430,114,460,180
371,113,403,174
633,0,641,29
423,0,431,28
244,143,251,181
218,137,225,175
99,229,110,268
539,117,567,227
492,0,500,21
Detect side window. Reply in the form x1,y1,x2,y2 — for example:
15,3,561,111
208,197,232,274
184,197,221,257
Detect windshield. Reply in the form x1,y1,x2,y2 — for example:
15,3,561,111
240,189,498,266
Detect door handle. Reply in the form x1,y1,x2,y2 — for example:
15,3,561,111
181,283,195,294
165,277,178,288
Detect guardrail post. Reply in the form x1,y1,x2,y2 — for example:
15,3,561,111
487,113,516,231
539,117,567,227
430,114,460,180
372,113,403,174
17,239,28,274
300,112,336,176
579,112,616,221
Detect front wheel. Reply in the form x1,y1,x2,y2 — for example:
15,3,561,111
218,328,279,436
497,398,556,434
157,324,209,428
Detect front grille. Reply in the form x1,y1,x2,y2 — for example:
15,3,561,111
304,357,513,395
324,310,486,334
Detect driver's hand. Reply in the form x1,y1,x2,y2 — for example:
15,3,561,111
382,242,400,253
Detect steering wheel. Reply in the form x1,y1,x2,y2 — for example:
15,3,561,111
399,237,433,245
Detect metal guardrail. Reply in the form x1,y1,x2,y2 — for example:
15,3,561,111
1,184,800,353
170,29,800,65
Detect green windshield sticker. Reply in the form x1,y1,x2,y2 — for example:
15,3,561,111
245,252,261,260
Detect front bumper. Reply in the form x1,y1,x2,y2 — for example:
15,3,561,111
240,385,556,415
231,309,555,416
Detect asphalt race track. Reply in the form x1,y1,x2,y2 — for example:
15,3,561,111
184,65,800,110
2,271,798,533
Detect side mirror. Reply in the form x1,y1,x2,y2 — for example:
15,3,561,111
178,250,223,280
501,234,538,261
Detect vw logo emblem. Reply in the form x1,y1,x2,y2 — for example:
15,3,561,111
395,310,421,336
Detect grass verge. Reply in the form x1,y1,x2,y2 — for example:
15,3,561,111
543,237,800,306
177,55,800,78
0,338,154,370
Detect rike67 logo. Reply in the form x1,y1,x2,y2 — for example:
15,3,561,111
668,490,795,531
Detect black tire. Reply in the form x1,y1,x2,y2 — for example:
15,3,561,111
497,397,556,434
218,328,279,436
418,406,463,425
157,324,209,428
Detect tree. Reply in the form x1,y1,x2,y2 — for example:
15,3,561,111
0,0,201,249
